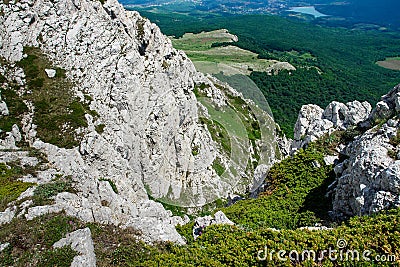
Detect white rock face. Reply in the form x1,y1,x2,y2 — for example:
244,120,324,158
292,104,330,150
324,155,338,165
22,140,187,244
333,125,400,217
289,83,400,219
292,100,371,151
0,0,211,242
323,101,371,128
331,85,400,218
0,0,280,243
53,228,96,267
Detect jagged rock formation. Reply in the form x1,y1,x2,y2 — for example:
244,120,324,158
291,84,400,219
0,0,281,243
331,85,400,218
292,100,371,151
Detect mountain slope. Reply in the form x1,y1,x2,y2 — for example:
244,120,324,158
0,0,281,244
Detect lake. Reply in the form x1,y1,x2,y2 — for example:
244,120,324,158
288,6,328,18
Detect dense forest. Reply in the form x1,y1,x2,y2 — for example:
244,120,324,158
138,11,400,137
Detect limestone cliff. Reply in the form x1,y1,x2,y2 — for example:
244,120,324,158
0,0,280,243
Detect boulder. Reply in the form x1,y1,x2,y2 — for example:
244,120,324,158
193,211,234,239
0,101,9,116
44,68,56,78
53,228,96,267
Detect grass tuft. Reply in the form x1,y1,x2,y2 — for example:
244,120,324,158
33,177,76,206
0,163,35,212
13,46,99,148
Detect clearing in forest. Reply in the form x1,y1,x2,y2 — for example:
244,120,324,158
377,57,400,71
170,29,295,75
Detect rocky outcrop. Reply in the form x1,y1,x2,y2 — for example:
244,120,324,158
292,104,329,150
332,119,400,218
361,84,400,128
0,124,22,150
289,84,400,220
193,210,234,240
53,228,96,267
0,207,16,225
292,101,371,151
0,98,9,116
331,85,400,219
2,0,221,206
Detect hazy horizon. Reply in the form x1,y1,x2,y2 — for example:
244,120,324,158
120,0,400,29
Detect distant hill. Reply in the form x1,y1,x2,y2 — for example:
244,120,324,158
316,0,400,29
121,0,400,30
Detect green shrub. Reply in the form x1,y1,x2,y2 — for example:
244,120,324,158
34,100,50,114
86,222,160,266
389,129,400,147
55,67,66,78
0,213,84,266
0,163,35,211
33,178,75,206
27,147,49,163
13,46,98,148
387,149,397,159
176,221,195,244
341,127,362,142
0,73,5,84
125,208,400,266
0,87,28,132
68,101,89,128
0,244,13,266
191,145,200,156
221,143,334,230
200,117,231,155
212,158,225,176
27,77,44,89
2,206,400,266
137,19,146,39
193,83,209,97
17,53,39,77
95,124,106,134
37,247,76,267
